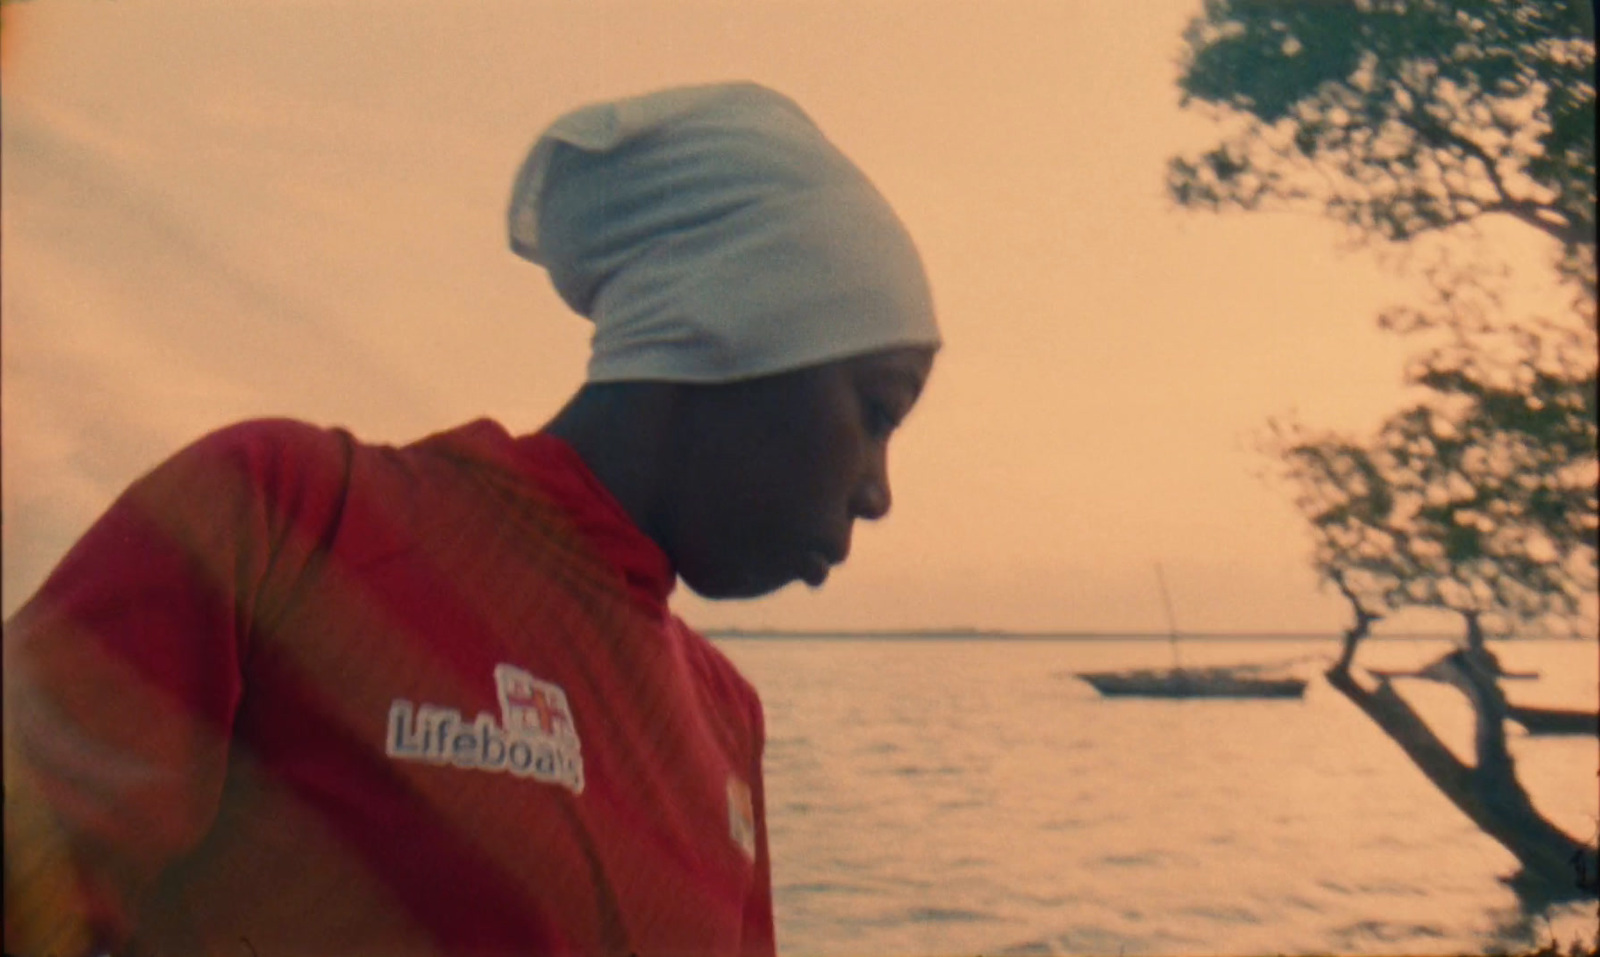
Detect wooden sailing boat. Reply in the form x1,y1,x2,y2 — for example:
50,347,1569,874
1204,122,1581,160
1076,565,1308,699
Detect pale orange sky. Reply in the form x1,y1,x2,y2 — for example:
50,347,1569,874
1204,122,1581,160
1,0,1580,634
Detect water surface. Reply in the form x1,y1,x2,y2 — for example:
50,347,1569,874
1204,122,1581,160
717,636,1598,956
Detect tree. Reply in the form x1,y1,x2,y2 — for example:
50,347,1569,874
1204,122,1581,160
1171,0,1597,901
1265,311,1596,896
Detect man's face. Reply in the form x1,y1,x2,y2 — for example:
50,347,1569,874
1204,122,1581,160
657,345,936,599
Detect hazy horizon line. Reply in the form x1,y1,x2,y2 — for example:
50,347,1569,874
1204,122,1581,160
702,628,1598,642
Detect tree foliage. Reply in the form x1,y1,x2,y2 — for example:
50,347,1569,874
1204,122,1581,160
1173,0,1598,631
1170,0,1596,295
1267,311,1597,633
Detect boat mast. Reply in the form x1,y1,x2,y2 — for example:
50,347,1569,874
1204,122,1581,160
1155,562,1181,669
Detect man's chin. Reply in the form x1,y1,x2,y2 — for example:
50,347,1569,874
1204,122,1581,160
680,566,800,601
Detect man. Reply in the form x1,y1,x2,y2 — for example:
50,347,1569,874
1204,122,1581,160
4,82,939,956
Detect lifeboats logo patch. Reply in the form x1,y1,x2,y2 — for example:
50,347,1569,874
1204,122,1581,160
386,664,584,794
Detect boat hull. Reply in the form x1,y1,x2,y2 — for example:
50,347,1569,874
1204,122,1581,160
1078,669,1307,699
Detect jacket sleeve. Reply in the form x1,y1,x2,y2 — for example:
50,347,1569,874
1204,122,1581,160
3,420,352,957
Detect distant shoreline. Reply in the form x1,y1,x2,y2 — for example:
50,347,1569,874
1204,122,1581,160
702,629,1598,642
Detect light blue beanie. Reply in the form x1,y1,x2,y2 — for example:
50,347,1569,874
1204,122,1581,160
507,82,940,383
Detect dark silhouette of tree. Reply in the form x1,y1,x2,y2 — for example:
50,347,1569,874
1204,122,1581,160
1170,0,1595,296
1170,0,1597,900
1271,311,1596,638
1264,313,1596,896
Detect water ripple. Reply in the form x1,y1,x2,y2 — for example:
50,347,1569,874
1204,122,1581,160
1181,903,1264,925
906,906,998,924
784,881,871,897
1097,852,1162,867
1333,918,1448,945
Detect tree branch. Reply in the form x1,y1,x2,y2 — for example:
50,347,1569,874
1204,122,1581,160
1401,96,1587,250
1493,199,1589,249
1324,667,1475,792
1325,665,1595,897
1329,567,1383,675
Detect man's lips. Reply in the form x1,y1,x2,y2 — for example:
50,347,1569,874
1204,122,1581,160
800,550,832,588
799,541,848,588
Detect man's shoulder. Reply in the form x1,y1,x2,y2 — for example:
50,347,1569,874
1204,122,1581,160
672,618,765,725
177,418,520,476
180,417,354,466
398,418,523,464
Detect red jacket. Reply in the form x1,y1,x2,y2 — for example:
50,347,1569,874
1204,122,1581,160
4,419,775,957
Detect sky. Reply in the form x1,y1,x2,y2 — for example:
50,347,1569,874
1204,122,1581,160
0,0,1582,635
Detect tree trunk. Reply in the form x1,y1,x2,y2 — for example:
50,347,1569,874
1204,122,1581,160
1328,570,1380,677
1324,581,1596,899
1324,662,1598,900
1331,615,1365,675
1460,609,1506,676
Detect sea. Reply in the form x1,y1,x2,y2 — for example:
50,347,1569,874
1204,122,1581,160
712,635,1599,956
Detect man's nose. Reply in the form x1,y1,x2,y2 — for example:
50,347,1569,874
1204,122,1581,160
850,447,892,521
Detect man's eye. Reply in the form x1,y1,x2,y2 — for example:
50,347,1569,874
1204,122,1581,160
864,400,898,440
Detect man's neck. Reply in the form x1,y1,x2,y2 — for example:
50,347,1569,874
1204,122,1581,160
542,382,679,545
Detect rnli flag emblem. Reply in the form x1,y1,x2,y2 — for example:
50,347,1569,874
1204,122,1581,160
727,774,756,859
